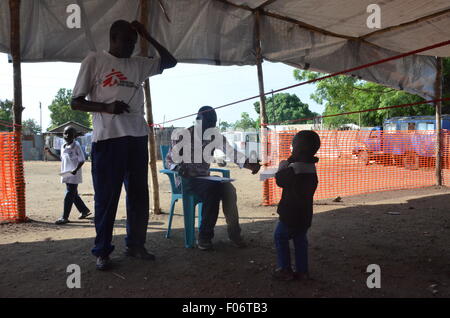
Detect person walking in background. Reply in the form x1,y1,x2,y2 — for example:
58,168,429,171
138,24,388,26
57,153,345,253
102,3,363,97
49,126,91,225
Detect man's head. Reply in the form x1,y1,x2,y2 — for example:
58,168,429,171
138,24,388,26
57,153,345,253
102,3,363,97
290,130,321,162
109,20,138,58
196,106,217,131
63,126,77,144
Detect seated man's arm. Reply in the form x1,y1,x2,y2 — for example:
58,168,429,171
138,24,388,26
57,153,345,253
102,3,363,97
165,144,178,171
221,133,260,174
166,131,185,171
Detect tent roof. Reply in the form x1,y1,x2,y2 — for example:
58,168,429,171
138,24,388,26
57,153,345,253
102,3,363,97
1,0,449,99
224,0,450,57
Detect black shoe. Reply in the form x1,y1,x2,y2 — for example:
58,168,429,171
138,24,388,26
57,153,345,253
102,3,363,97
96,256,111,271
272,268,295,281
78,210,91,219
197,239,213,250
124,246,155,261
55,218,69,225
229,237,247,248
293,272,311,281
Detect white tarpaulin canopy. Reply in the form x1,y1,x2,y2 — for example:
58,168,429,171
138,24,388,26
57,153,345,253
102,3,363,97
1,0,450,98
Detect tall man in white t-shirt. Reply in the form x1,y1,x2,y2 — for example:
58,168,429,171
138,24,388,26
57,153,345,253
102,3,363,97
71,20,177,270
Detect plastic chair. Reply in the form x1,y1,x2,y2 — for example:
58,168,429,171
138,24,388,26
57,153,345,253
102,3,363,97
159,145,230,248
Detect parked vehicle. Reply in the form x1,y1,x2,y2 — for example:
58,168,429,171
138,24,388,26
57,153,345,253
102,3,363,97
353,116,450,169
212,131,260,166
223,131,260,162
213,149,227,167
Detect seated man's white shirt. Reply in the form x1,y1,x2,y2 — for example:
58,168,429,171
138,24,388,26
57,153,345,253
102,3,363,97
72,51,161,142
61,141,85,184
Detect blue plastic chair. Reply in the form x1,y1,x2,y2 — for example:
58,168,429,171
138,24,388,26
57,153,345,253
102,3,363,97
159,145,231,248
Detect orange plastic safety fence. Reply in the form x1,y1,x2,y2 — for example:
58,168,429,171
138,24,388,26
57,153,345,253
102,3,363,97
263,130,450,205
0,131,26,223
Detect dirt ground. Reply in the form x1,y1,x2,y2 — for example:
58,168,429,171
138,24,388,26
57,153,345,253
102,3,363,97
0,161,449,298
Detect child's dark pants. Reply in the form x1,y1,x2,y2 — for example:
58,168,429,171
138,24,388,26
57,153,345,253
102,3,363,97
274,221,308,273
62,183,89,219
90,136,149,258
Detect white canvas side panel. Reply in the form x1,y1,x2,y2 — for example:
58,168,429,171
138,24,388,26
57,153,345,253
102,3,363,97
367,12,450,57
2,0,140,62
264,0,450,39
0,0,11,54
260,15,438,98
145,0,256,66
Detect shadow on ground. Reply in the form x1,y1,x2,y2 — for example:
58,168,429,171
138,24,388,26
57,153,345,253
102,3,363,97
0,193,449,298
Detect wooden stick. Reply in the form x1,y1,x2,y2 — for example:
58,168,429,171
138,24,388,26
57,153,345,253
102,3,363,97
435,57,443,187
255,10,268,127
255,10,271,206
140,0,162,215
9,0,22,132
9,0,26,222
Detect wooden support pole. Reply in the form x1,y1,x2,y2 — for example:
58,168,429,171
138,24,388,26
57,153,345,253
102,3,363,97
435,57,443,187
255,10,268,127
10,0,22,132
140,0,162,215
9,0,26,221
255,10,270,205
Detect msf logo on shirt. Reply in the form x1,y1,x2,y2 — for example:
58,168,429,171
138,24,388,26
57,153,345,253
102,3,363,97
102,69,128,87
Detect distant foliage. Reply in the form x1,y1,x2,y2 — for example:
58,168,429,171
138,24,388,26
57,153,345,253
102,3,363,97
293,60,450,128
22,119,42,135
233,112,258,130
0,99,13,132
48,88,91,129
253,93,317,125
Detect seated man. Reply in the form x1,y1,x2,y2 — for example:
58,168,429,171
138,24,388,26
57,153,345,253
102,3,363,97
166,106,261,250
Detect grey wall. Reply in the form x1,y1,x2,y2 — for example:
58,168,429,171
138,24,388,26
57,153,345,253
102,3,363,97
22,135,44,160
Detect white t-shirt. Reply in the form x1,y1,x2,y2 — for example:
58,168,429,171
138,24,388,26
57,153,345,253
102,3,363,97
72,50,162,142
61,141,85,184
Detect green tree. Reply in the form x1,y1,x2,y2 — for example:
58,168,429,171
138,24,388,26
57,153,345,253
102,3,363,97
48,88,91,129
233,112,258,130
219,120,232,132
0,99,13,132
293,60,450,128
253,93,318,125
22,119,42,135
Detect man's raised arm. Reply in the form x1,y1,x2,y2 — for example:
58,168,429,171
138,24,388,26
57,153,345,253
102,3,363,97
131,20,177,70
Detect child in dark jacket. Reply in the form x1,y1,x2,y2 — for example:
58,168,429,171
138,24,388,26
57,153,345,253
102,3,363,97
272,130,321,281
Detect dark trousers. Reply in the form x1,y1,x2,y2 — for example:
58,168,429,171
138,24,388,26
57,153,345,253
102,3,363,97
91,136,149,257
186,178,241,241
274,221,308,273
62,183,89,219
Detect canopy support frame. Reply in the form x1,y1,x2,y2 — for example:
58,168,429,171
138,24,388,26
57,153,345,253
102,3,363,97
9,0,26,222
435,57,443,187
255,9,270,206
140,0,162,215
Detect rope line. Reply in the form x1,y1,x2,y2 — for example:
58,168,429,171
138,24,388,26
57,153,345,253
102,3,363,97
266,97,450,126
158,39,450,126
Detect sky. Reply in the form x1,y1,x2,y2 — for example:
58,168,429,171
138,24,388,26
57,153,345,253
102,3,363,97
0,52,323,130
